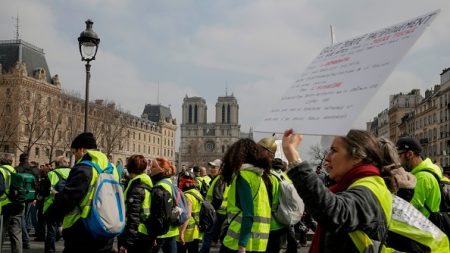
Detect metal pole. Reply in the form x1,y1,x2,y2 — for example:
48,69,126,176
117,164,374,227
0,215,3,253
84,61,91,133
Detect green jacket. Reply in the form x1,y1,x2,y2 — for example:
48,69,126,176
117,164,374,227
410,158,442,217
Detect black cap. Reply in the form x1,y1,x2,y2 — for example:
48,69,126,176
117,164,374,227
396,137,422,154
71,132,97,149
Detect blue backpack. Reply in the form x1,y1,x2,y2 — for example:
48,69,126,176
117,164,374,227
78,161,126,238
160,180,189,226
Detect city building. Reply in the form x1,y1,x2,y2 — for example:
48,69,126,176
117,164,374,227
367,68,450,170
0,39,176,165
179,94,243,167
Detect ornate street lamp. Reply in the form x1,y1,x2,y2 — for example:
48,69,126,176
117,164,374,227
78,19,100,132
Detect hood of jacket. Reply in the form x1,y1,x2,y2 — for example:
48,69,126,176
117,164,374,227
411,158,443,178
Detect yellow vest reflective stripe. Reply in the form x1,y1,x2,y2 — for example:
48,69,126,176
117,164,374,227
347,176,393,253
43,168,71,214
155,178,179,238
224,168,271,252
124,173,153,235
178,189,202,242
63,152,120,229
0,165,15,208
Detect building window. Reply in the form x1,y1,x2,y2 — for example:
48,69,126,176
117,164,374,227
227,104,231,123
222,104,226,123
189,105,193,123
35,147,40,158
194,105,198,123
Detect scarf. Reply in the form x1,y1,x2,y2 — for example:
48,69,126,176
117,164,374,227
309,164,380,253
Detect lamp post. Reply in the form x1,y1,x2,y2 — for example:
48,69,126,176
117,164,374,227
78,19,100,132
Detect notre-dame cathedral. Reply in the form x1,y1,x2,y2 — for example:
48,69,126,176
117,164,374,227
179,94,245,167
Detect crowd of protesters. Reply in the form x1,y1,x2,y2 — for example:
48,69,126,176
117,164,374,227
0,129,449,253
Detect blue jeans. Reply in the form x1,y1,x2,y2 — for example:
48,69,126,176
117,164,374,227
153,236,177,253
45,218,58,253
200,213,226,253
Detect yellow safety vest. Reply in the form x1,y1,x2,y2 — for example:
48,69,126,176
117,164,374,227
0,165,15,210
155,178,180,238
347,176,393,252
43,168,71,214
206,176,229,215
62,151,120,229
178,188,202,242
123,173,153,235
347,176,449,252
223,168,271,252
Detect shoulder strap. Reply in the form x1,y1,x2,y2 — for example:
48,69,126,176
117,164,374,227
421,169,441,182
53,169,64,181
159,180,177,202
140,184,152,192
78,160,113,174
421,170,442,213
185,191,203,203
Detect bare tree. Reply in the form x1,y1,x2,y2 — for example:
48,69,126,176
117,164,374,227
99,106,127,157
0,100,20,152
308,143,328,167
16,92,48,154
44,109,65,163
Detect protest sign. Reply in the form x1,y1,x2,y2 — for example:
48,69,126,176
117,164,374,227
256,10,440,136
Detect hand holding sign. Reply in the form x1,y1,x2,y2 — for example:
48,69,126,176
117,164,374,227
282,129,303,165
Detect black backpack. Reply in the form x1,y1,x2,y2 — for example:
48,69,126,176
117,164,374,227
145,185,173,237
423,170,450,237
185,191,216,232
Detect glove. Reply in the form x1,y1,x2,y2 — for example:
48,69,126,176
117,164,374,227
391,167,416,189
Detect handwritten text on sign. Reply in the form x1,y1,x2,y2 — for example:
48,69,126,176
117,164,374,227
257,10,439,136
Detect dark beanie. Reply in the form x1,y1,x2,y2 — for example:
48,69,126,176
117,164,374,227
71,132,97,149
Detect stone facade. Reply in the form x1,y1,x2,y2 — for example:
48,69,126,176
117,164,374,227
179,95,241,167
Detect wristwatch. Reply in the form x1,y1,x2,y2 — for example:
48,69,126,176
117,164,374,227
288,159,302,169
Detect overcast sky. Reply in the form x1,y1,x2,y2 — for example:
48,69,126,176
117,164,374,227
1,1,449,159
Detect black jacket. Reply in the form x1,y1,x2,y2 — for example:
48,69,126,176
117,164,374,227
211,176,226,210
287,162,388,253
119,178,149,249
45,152,114,253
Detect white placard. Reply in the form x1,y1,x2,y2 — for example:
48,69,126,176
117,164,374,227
257,10,440,136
